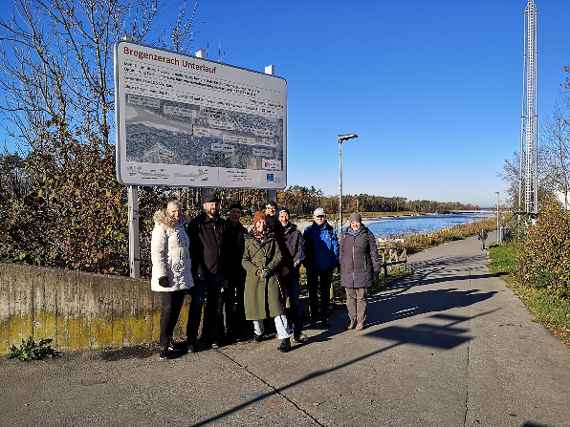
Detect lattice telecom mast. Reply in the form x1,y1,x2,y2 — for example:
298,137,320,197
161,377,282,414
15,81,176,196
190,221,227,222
519,0,539,214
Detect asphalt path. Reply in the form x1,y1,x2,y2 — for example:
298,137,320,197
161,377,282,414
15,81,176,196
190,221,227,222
1,233,569,426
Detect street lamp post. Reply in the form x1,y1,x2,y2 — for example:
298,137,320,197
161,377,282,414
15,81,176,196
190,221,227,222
495,191,501,245
337,133,358,235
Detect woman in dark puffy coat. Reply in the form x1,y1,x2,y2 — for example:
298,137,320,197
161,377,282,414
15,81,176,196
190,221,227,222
340,212,380,331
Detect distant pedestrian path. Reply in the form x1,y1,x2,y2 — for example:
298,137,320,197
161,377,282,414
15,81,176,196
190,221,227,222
1,233,569,426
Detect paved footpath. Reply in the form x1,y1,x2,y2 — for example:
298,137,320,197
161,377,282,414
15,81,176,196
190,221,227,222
1,233,569,426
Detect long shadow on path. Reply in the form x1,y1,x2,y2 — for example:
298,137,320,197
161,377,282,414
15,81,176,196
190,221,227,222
366,287,498,328
194,309,498,426
308,285,498,345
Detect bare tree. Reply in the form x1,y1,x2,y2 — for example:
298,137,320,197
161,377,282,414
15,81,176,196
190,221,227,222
0,0,200,274
500,144,552,209
542,109,570,207
0,0,198,151
170,0,200,53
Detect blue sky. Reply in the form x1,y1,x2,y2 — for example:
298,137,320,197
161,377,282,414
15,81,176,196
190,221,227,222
2,1,569,207
186,0,569,206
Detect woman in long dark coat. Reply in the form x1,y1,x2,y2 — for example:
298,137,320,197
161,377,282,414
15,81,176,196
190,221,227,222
340,212,380,331
242,211,293,352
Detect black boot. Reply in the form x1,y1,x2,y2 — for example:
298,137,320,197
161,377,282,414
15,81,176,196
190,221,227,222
278,338,291,352
293,332,308,344
159,343,183,360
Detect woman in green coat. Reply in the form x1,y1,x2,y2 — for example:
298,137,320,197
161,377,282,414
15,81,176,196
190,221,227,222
243,211,293,352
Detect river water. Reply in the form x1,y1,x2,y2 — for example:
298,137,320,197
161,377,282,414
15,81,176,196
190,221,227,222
366,213,491,238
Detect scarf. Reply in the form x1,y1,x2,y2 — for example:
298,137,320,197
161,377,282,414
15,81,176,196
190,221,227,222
251,228,266,242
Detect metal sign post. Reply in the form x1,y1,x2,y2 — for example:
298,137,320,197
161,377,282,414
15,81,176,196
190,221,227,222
265,64,277,204
128,185,140,278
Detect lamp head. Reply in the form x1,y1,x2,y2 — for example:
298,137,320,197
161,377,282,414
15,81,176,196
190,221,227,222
337,133,358,143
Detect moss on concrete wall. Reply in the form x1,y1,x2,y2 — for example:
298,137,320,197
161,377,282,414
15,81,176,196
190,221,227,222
0,263,190,354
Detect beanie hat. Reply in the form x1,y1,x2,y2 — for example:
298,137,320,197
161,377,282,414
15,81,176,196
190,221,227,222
350,212,362,223
278,208,290,215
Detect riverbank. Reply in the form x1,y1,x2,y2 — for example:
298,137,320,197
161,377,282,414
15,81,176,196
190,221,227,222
375,217,496,255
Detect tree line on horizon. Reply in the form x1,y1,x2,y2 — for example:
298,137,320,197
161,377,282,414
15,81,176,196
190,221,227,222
274,185,479,216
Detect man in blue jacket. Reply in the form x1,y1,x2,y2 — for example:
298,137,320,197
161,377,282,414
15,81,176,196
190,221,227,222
303,207,339,326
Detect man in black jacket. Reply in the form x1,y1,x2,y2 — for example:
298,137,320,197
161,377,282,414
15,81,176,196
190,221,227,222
224,202,249,341
187,196,228,349
265,200,282,236
278,208,308,343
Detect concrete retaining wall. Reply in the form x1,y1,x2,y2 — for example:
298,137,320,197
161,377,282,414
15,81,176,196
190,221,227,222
0,263,189,354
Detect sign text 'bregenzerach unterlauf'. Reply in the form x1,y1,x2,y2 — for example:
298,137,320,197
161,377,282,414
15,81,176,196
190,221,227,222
114,41,287,189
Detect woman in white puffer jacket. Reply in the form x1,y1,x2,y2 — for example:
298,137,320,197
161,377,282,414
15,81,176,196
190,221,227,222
151,200,194,359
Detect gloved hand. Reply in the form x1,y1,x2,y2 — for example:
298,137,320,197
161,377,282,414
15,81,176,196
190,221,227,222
256,268,269,278
158,276,172,288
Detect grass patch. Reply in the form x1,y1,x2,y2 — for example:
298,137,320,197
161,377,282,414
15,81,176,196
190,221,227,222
488,243,518,276
489,242,570,346
514,286,570,345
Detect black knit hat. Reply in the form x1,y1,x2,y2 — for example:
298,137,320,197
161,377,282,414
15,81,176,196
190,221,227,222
202,189,219,203
204,195,219,203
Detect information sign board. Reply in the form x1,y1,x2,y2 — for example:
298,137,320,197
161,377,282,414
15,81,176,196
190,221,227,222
114,41,287,188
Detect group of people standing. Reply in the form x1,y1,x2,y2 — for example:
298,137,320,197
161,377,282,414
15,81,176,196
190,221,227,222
150,197,380,360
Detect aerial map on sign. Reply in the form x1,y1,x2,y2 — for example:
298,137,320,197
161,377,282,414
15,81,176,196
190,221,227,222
115,41,287,188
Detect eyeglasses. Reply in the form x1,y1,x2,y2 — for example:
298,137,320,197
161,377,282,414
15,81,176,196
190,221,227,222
315,215,325,218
